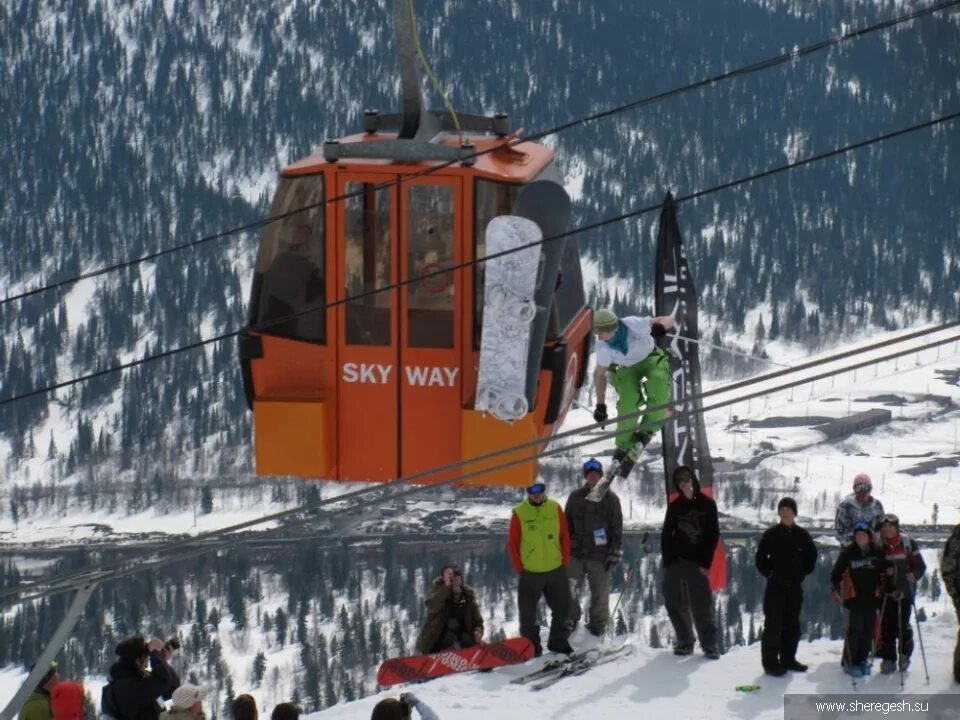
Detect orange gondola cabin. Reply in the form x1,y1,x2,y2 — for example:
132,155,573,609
239,3,591,487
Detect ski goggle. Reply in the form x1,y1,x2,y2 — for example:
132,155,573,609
879,513,900,526
527,482,546,495
853,522,873,534
583,459,603,475
853,482,872,493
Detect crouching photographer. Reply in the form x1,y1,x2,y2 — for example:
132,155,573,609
370,692,439,720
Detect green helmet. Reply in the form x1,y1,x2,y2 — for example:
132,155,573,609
593,308,619,333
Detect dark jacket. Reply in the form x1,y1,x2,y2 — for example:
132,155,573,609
565,485,623,562
830,542,887,609
942,523,960,605
101,652,177,720
879,531,926,598
414,578,485,655
661,480,720,569
755,522,818,589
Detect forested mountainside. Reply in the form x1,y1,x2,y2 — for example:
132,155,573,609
1,1,958,498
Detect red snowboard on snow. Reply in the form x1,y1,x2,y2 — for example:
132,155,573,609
377,637,535,686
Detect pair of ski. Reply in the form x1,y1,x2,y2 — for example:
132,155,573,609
510,643,634,690
586,448,651,502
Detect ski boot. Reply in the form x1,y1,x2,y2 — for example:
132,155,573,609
587,450,625,502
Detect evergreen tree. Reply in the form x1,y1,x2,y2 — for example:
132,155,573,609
251,650,267,686
201,485,214,514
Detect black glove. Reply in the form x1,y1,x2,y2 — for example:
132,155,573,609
399,692,419,709
651,322,667,338
605,548,622,572
593,403,608,424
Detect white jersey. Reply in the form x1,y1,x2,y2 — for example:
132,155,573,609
595,316,655,368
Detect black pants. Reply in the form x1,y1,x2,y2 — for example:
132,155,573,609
663,559,717,652
953,607,960,682
761,582,803,669
518,566,571,652
844,603,877,667
879,596,914,660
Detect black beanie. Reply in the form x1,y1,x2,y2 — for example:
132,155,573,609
778,497,798,515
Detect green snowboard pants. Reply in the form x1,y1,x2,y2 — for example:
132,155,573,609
609,347,671,451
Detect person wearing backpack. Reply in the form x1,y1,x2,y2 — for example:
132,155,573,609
876,513,926,674
100,637,178,720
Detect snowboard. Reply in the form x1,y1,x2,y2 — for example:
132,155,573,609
376,637,535,686
474,216,541,422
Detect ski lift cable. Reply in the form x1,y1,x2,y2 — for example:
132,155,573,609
4,325,958,608
2,0,956,308
8,329,959,609
1,109,957,410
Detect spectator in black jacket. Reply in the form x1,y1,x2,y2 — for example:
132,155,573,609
755,497,819,676
100,637,178,720
941,522,960,684
565,458,624,636
830,522,887,678
661,466,720,658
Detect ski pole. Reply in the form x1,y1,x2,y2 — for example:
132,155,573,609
604,532,651,640
839,604,857,690
911,597,930,684
872,593,887,660
897,597,905,689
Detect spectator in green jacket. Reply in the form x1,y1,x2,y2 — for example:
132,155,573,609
18,663,60,720
508,481,573,656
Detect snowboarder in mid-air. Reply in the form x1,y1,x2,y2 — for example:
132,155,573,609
591,308,674,496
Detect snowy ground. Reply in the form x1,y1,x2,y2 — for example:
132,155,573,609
309,603,960,719
1,600,955,720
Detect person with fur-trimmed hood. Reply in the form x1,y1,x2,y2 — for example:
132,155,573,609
755,497,819,676
159,685,206,720
941,522,960,684
661,465,720,659
830,522,887,678
414,564,485,655
876,513,926,674
100,637,178,720
834,474,885,544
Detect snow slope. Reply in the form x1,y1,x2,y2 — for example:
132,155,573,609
312,607,960,720
2,605,956,720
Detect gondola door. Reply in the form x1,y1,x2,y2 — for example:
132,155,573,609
399,178,463,482
336,174,400,481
